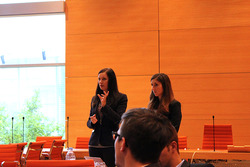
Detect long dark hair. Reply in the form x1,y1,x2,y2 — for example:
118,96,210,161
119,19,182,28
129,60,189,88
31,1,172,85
92,68,119,107
148,73,174,112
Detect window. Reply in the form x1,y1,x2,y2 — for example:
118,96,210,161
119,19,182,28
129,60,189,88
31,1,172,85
0,2,65,144
0,0,63,4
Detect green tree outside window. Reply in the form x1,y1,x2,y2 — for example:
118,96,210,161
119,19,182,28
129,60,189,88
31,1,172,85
0,90,64,144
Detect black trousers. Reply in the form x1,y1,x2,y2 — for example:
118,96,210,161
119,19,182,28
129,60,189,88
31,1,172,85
89,147,115,167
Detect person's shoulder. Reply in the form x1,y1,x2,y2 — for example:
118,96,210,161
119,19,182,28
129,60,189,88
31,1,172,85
91,95,97,103
91,95,96,100
118,92,127,99
113,93,128,105
170,99,181,106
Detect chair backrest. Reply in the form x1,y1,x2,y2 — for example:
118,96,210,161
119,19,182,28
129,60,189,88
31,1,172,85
202,124,233,150
0,144,20,167
25,141,46,160
36,136,62,148
25,160,94,167
14,143,27,163
75,137,89,149
49,140,67,160
178,136,187,149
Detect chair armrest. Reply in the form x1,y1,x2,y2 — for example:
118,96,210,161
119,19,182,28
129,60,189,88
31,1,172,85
1,161,20,167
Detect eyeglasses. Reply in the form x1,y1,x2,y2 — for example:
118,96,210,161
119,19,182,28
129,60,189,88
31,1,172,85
112,131,121,140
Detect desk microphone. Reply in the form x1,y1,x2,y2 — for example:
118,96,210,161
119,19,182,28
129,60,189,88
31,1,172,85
212,115,215,151
67,117,69,148
12,117,14,143
23,117,25,142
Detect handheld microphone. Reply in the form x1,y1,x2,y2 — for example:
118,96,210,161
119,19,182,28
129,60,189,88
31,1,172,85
212,115,215,151
12,117,14,143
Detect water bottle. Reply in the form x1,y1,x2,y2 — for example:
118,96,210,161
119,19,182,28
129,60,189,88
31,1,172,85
65,147,76,160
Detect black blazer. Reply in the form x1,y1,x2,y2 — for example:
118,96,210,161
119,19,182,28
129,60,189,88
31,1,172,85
87,93,128,146
162,100,182,132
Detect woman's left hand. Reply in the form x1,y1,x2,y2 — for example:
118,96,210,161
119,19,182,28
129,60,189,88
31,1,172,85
98,91,109,107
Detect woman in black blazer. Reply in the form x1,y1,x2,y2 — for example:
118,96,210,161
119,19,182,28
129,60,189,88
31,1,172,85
87,68,128,167
148,73,182,132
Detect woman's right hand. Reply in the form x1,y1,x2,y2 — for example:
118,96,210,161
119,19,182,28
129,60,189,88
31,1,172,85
90,114,98,124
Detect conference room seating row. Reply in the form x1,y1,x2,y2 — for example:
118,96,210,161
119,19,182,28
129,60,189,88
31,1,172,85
25,160,94,167
0,142,26,167
0,124,234,166
0,136,68,167
74,124,233,151
1,160,94,167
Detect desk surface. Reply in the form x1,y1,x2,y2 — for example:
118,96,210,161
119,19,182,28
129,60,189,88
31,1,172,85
180,149,250,161
25,148,250,161
65,148,250,161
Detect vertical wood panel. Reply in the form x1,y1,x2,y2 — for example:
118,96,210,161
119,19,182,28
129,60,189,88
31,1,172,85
66,31,159,77
159,0,250,30
66,0,158,34
160,27,250,74
66,77,96,147
118,76,152,109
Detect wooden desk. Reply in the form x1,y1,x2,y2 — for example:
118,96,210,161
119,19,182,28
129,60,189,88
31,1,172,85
180,149,250,161
64,148,250,161
26,148,250,161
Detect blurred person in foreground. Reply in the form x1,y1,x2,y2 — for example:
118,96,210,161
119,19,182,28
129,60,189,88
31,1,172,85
114,107,214,167
114,108,168,167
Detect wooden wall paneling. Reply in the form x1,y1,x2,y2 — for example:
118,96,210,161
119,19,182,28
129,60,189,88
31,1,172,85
66,31,159,77
66,0,158,35
66,77,96,147
66,77,96,119
67,120,89,148
160,27,250,74
171,73,250,118
170,73,250,148
159,0,250,30
179,119,212,149
118,76,152,110
231,120,250,146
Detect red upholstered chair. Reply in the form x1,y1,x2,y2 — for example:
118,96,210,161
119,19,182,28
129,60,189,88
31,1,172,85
178,136,187,149
36,136,62,148
0,144,20,167
75,137,90,149
25,141,46,160
25,160,94,167
42,139,67,160
202,124,233,150
13,143,27,164
21,141,46,167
